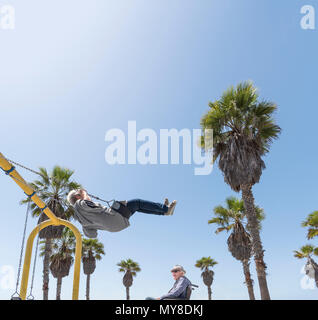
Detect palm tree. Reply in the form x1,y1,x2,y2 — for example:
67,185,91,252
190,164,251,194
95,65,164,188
40,229,75,300
117,259,141,300
294,245,318,288
200,81,281,299
21,166,80,300
302,211,318,239
195,257,217,300
82,238,105,300
209,197,265,300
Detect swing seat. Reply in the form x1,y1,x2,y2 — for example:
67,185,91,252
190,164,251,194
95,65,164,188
111,201,132,219
11,297,22,300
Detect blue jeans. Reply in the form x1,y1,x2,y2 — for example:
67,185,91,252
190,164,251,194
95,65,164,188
126,199,168,218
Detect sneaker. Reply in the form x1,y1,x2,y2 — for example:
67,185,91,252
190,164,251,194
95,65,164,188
164,198,169,206
165,200,177,216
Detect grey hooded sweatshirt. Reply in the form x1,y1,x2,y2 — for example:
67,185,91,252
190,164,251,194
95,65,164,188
73,200,130,238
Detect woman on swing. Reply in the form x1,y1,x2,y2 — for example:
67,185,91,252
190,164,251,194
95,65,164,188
67,189,177,238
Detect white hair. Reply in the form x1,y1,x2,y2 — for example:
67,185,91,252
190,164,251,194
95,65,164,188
67,190,80,206
171,265,186,274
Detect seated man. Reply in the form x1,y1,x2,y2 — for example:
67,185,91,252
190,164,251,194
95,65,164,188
146,265,192,300
67,189,177,238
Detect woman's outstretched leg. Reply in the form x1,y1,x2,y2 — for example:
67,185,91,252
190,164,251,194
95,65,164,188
126,199,176,216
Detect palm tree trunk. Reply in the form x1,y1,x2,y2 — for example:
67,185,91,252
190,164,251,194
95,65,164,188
242,260,255,300
308,257,318,288
86,274,91,300
241,184,270,300
43,239,52,300
126,287,130,300
207,286,212,300
56,277,62,300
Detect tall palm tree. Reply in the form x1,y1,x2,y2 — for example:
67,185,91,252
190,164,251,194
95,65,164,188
40,229,75,300
302,211,318,239
294,245,318,288
82,238,105,300
117,259,141,300
21,166,80,300
200,81,281,299
195,257,217,300
209,197,265,300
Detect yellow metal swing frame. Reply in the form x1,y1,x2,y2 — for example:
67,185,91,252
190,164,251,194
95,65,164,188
0,152,82,300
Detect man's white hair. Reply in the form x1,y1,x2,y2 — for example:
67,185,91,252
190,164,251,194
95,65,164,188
67,190,80,206
171,265,186,274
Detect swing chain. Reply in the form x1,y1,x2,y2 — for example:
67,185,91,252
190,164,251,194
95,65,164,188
87,194,115,207
27,211,42,301
1,155,114,206
1,156,43,177
11,200,31,300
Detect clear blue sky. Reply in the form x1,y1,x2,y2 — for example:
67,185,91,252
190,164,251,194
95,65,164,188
0,0,317,300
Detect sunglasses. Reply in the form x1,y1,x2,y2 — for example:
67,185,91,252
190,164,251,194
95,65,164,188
171,270,181,273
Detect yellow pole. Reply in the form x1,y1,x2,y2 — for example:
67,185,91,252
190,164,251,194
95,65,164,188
19,220,52,300
20,219,82,300
0,152,82,300
58,219,82,300
0,153,59,224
